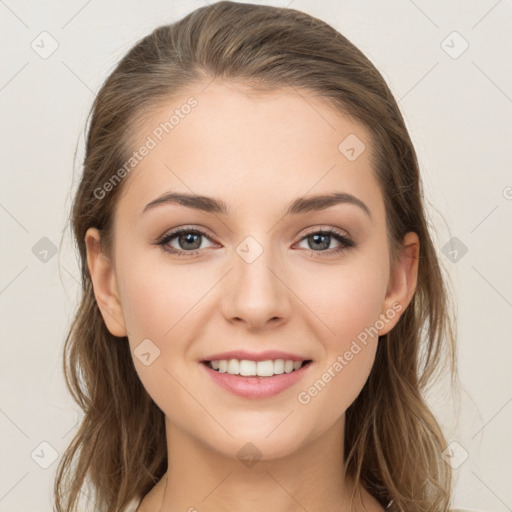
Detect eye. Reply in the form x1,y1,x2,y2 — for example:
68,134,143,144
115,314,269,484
154,226,355,258
295,227,355,256
155,227,217,256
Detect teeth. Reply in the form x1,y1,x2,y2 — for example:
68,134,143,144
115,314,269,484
207,358,306,377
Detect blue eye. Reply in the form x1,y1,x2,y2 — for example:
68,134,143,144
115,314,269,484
297,228,355,255
155,226,355,257
156,228,216,256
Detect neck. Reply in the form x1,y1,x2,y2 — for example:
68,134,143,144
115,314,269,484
139,415,383,512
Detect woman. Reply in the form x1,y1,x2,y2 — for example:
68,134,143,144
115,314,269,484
54,2,466,511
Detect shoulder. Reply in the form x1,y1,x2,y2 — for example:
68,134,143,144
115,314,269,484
450,509,486,512
122,500,481,512
121,497,142,512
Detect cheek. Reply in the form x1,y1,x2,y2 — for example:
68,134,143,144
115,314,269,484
296,289,381,432
116,246,212,341
293,257,387,417
296,339,377,440
299,256,389,348
115,247,218,406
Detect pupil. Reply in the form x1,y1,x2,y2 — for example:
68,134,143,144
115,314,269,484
310,234,329,250
180,232,201,250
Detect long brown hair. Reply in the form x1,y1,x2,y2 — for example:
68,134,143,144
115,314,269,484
55,2,457,511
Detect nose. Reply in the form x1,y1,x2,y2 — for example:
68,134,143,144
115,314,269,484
220,240,292,331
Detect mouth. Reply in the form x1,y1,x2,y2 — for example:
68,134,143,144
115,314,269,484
200,358,314,399
202,359,313,377
198,349,315,399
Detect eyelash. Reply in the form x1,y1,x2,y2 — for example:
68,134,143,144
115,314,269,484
154,226,355,258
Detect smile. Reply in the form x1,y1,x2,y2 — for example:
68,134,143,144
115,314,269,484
200,359,313,399
204,358,311,377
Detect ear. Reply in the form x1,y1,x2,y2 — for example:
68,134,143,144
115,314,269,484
85,227,127,337
378,231,420,336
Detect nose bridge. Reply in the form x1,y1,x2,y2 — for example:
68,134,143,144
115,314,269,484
221,232,291,326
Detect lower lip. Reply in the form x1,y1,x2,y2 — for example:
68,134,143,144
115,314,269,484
200,361,313,399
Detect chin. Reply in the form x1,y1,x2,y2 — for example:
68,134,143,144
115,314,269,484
199,423,311,463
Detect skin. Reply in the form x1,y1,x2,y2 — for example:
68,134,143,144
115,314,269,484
85,80,419,512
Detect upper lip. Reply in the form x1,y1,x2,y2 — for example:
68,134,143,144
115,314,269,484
201,350,311,363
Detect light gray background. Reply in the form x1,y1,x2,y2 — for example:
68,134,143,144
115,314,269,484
1,1,511,511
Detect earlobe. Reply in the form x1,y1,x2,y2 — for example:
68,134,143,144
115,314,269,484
85,227,127,337
378,231,420,336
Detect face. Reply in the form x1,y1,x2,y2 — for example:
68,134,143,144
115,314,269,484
86,80,418,461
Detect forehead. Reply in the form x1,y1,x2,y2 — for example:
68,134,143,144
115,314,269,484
115,80,382,222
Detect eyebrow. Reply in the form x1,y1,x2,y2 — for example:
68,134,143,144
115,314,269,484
141,191,372,219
